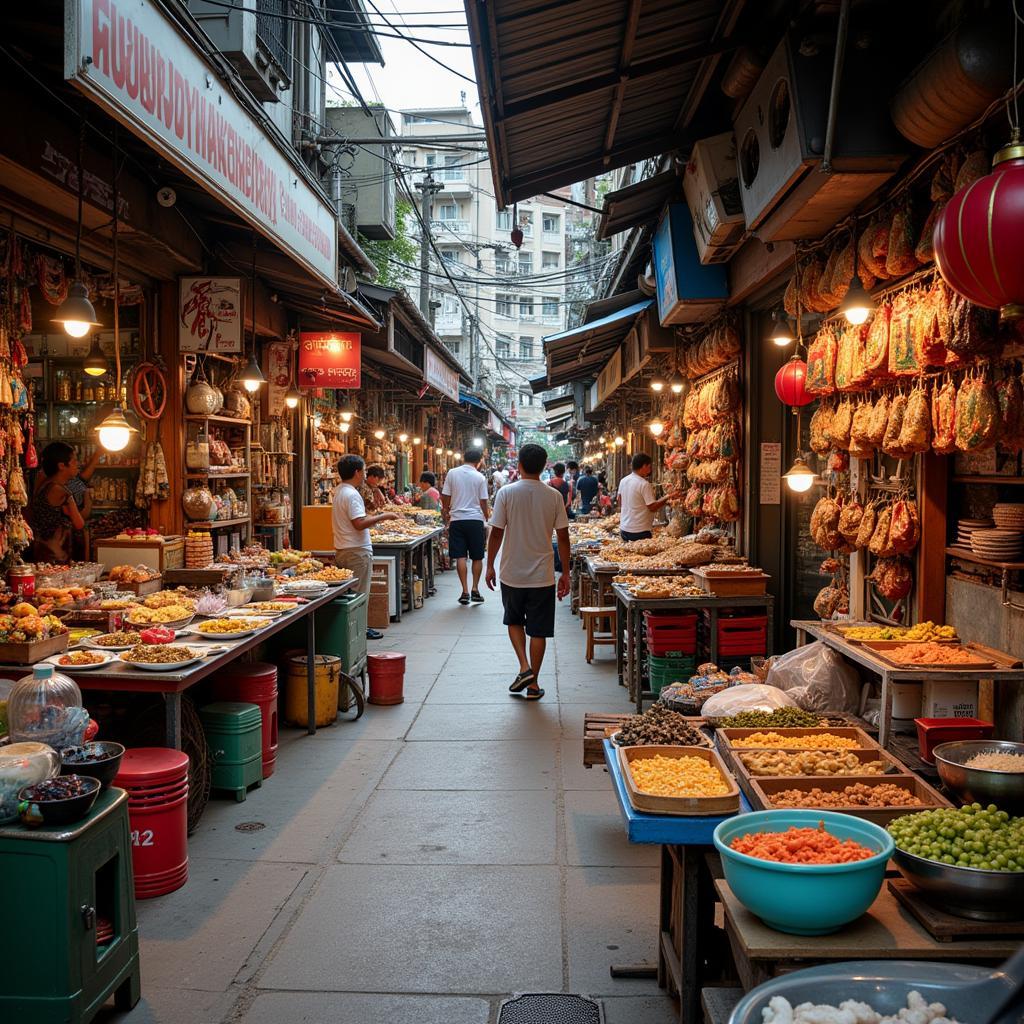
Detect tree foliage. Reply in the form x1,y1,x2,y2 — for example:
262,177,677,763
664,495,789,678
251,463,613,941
359,199,419,289
516,426,574,463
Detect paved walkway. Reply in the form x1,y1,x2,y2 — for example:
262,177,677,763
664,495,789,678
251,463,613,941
105,570,677,1024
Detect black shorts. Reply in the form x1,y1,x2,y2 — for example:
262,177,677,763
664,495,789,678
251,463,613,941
449,519,486,560
620,529,653,542
501,584,556,638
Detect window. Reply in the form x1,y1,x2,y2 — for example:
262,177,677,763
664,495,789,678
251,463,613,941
496,336,512,358
519,210,533,236
446,339,461,356
442,294,459,315
542,296,559,317
496,385,511,409
495,251,511,275
542,213,560,233
441,155,462,181
519,337,533,360
496,293,514,318
437,203,458,221
519,295,534,318
496,209,512,230
519,389,534,407
441,248,461,266
542,251,560,270
517,252,533,276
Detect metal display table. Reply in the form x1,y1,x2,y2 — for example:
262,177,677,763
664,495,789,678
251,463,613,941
0,583,354,748
372,528,443,619
613,585,775,712
792,619,1024,748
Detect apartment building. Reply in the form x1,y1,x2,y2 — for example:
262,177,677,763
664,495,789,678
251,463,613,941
400,107,568,428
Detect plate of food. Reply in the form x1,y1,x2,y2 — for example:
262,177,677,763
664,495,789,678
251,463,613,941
46,650,117,670
118,644,212,671
125,605,195,630
185,617,273,639
243,601,298,614
306,567,355,585
83,630,144,651
280,579,329,594
225,605,286,618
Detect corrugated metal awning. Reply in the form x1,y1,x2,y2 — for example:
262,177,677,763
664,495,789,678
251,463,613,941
597,170,679,240
465,0,745,206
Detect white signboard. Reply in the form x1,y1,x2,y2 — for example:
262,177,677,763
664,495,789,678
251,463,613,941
67,0,338,290
424,348,459,403
178,277,241,352
760,442,781,505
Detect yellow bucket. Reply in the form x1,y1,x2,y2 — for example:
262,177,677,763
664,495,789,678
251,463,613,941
285,655,341,727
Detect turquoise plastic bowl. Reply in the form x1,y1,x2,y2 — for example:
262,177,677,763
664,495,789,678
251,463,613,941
713,809,895,936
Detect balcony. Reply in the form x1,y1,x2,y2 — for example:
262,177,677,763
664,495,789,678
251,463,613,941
542,230,561,243
431,219,471,236
434,313,463,336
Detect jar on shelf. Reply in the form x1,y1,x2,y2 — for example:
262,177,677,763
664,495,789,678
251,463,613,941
56,370,71,402
7,664,88,750
186,428,211,471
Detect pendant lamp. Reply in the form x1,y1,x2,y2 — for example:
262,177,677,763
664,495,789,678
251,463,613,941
240,234,265,392
768,307,794,346
82,335,108,377
783,456,817,493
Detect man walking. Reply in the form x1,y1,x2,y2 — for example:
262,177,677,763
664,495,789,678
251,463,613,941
485,443,570,701
617,452,681,541
441,447,490,605
575,465,599,515
333,455,400,639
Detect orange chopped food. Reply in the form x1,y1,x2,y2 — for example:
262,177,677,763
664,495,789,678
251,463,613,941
731,731,860,750
730,822,876,864
888,642,984,665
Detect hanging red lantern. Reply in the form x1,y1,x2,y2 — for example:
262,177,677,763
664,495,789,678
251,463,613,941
934,132,1024,320
775,355,813,408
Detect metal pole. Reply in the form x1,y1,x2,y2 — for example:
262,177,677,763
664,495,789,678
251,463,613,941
414,171,443,320
822,0,851,175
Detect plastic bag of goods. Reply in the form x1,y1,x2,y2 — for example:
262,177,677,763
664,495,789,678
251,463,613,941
765,641,861,713
701,683,797,721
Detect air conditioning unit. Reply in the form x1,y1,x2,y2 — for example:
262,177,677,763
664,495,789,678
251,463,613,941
325,108,396,241
189,1,290,104
683,133,745,265
733,31,907,241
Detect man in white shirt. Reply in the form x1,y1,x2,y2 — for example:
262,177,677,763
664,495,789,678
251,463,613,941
491,464,509,495
441,448,490,605
617,452,681,541
485,443,570,700
333,455,400,639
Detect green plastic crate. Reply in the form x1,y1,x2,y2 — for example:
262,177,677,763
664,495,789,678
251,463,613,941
199,702,263,802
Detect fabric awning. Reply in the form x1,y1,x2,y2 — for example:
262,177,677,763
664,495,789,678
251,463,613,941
465,0,746,206
582,288,647,325
540,299,652,389
597,171,680,240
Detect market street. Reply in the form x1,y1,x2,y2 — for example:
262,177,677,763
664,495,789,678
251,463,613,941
105,568,674,1024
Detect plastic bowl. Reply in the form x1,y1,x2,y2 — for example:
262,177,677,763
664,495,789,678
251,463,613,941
713,809,894,935
933,740,1024,815
728,959,1008,1024
60,741,126,789
18,775,100,826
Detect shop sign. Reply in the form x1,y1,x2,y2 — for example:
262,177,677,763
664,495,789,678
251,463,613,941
424,348,459,403
489,412,503,435
66,0,338,290
178,277,241,352
759,442,781,505
596,349,622,404
653,204,728,327
265,341,292,418
621,326,648,382
298,332,360,389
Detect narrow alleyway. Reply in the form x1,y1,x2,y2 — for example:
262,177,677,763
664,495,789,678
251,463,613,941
106,570,677,1024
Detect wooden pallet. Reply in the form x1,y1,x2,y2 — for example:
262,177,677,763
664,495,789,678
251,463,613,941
583,712,632,767
888,879,1024,941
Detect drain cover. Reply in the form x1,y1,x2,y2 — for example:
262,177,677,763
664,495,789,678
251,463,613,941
497,994,601,1024
235,822,266,832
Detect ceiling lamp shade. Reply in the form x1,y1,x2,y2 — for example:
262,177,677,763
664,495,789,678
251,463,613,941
768,307,794,346
668,372,685,395
239,352,265,392
339,401,356,422
774,356,814,408
649,374,665,393
284,386,301,409
783,456,817,493
95,404,137,452
840,279,875,326
82,335,109,377
648,418,665,437
53,280,101,338
934,133,1024,320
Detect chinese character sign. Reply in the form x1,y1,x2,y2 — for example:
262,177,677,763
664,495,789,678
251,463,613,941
298,332,361,389
179,277,242,352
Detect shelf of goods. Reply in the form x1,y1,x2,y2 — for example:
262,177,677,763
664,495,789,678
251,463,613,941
183,412,252,547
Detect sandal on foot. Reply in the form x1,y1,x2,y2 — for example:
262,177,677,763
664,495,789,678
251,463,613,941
520,687,545,701
509,669,535,693
458,593,471,605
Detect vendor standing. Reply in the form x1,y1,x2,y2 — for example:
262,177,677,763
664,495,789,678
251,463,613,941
361,465,389,510
333,455,400,640
416,471,441,510
29,442,89,562
617,453,681,541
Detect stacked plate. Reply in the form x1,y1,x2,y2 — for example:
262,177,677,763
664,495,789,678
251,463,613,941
970,528,1024,562
957,518,993,546
993,503,1024,530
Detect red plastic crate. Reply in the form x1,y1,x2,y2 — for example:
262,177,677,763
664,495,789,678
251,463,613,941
915,718,994,763
716,620,767,656
647,634,698,656
644,611,698,628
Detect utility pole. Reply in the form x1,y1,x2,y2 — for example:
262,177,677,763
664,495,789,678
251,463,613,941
414,172,444,324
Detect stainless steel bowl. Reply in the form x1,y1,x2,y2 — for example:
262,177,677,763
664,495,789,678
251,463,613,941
893,848,1024,920
934,740,1024,815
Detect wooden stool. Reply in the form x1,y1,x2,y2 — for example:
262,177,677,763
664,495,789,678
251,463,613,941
581,606,617,663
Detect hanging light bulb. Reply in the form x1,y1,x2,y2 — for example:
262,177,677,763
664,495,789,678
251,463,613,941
339,421,351,434
840,280,875,326
669,372,685,395
398,432,409,443
648,418,665,437
284,386,301,409
446,448,454,456
614,435,625,447
339,400,356,422
95,404,136,453
768,307,795,346
239,352,265,392
472,436,484,448
435,446,443,455
598,434,606,444
68,413,79,425
413,436,422,445
455,452,462,461
81,335,108,377
783,456,817,493
649,374,665,393
374,427,386,440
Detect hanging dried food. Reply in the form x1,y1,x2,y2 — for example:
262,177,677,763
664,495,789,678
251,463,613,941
809,403,834,455
855,502,878,549
838,495,864,545
866,393,890,446
869,503,894,556
954,149,988,192
888,293,920,376
829,399,854,451
882,393,909,457
946,293,998,360
898,387,932,455
814,581,849,619
864,302,891,378
954,375,1000,452
996,373,1024,453
684,485,704,517
784,275,799,318
931,379,957,454
886,205,918,278
834,325,858,391
800,256,828,314
849,402,874,458
828,451,849,474
710,372,740,419
826,236,855,306
870,557,913,601
806,325,838,394
716,420,740,460
861,219,891,281
849,324,871,389
889,498,921,553
683,389,700,430
819,558,842,574
810,495,839,550
913,281,948,366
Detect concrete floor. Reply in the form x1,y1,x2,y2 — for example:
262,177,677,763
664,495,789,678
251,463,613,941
103,570,678,1024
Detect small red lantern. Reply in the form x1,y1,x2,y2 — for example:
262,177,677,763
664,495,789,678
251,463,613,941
934,133,1024,320
775,355,813,408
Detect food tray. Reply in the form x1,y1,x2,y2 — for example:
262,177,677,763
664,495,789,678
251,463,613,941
717,726,878,749
0,633,69,664
862,643,996,669
723,745,904,782
617,744,739,816
112,576,163,596
747,774,951,826
690,567,768,596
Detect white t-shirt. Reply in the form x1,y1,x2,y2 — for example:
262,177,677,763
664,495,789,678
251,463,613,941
618,472,656,534
492,469,508,491
442,463,488,521
490,479,569,587
332,482,371,551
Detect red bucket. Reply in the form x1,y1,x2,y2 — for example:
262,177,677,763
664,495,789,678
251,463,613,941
367,652,406,705
211,662,279,779
115,747,189,899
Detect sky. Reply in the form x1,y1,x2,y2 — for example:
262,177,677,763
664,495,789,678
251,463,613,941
329,0,482,121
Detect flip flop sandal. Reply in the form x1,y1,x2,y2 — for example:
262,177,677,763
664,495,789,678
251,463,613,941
508,669,536,693
520,687,545,701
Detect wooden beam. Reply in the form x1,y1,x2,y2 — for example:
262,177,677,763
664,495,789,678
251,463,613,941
603,0,645,162
674,0,747,132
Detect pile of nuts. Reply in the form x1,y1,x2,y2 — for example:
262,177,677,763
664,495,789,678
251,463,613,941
717,707,824,729
738,750,887,777
767,782,925,808
729,731,860,750
616,704,710,747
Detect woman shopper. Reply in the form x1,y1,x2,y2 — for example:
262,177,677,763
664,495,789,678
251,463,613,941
416,471,441,510
29,442,86,562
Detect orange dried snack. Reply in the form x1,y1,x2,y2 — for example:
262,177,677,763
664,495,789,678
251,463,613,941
889,642,983,665
729,822,876,864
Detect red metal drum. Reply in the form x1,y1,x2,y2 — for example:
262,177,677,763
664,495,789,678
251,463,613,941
211,661,279,779
114,747,189,899
367,652,406,705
